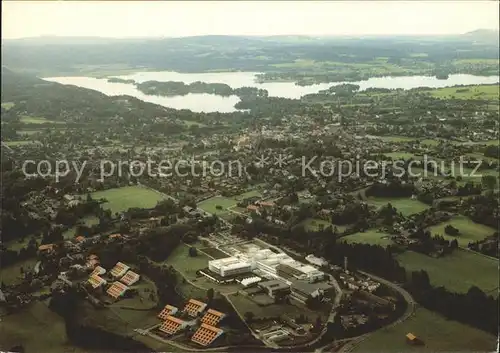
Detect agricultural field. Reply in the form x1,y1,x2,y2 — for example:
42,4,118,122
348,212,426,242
342,229,393,247
464,152,498,163
353,307,497,353
367,197,430,216
90,186,165,214
20,115,64,124
197,190,262,215
0,301,89,353
409,163,499,184
426,84,499,100
459,139,500,146
376,136,417,143
374,136,443,146
3,140,39,147
427,215,496,247
164,244,210,279
18,129,43,136
397,249,498,296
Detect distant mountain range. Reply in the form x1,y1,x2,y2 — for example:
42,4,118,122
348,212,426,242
3,29,499,45
462,29,499,43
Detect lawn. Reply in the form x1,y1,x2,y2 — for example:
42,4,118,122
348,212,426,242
427,215,496,247
353,307,496,353
367,197,430,216
90,186,165,214
384,152,418,160
164,244,210,279
342,229,393,247
397,249,498,296
0,301,90,353
0,258,38,285
197,190,262,215
198,196,237,215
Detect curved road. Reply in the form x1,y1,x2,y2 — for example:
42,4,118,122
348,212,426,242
335,271,416,353
140,184,416,353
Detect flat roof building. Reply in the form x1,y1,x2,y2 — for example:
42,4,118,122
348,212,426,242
290,279,329,303
259,280,291,298
209,257,252,277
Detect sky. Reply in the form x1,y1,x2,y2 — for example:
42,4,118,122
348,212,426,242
2,1,499,39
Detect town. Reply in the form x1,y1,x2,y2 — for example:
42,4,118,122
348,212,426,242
1,2,499,353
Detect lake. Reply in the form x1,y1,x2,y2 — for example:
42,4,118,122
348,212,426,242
43,72,499,113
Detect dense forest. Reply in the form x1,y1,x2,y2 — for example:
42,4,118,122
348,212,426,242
2,32,498,77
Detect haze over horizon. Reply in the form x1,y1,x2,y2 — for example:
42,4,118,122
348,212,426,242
2,1,499,40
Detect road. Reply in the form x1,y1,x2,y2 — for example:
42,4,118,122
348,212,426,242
334,271,416,353
140,184,416,352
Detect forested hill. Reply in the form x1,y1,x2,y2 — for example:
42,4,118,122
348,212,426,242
2,33,499,76
1,70,171,125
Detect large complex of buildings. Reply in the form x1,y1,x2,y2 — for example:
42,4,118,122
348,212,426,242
207,247,325,283
208,257,253,277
